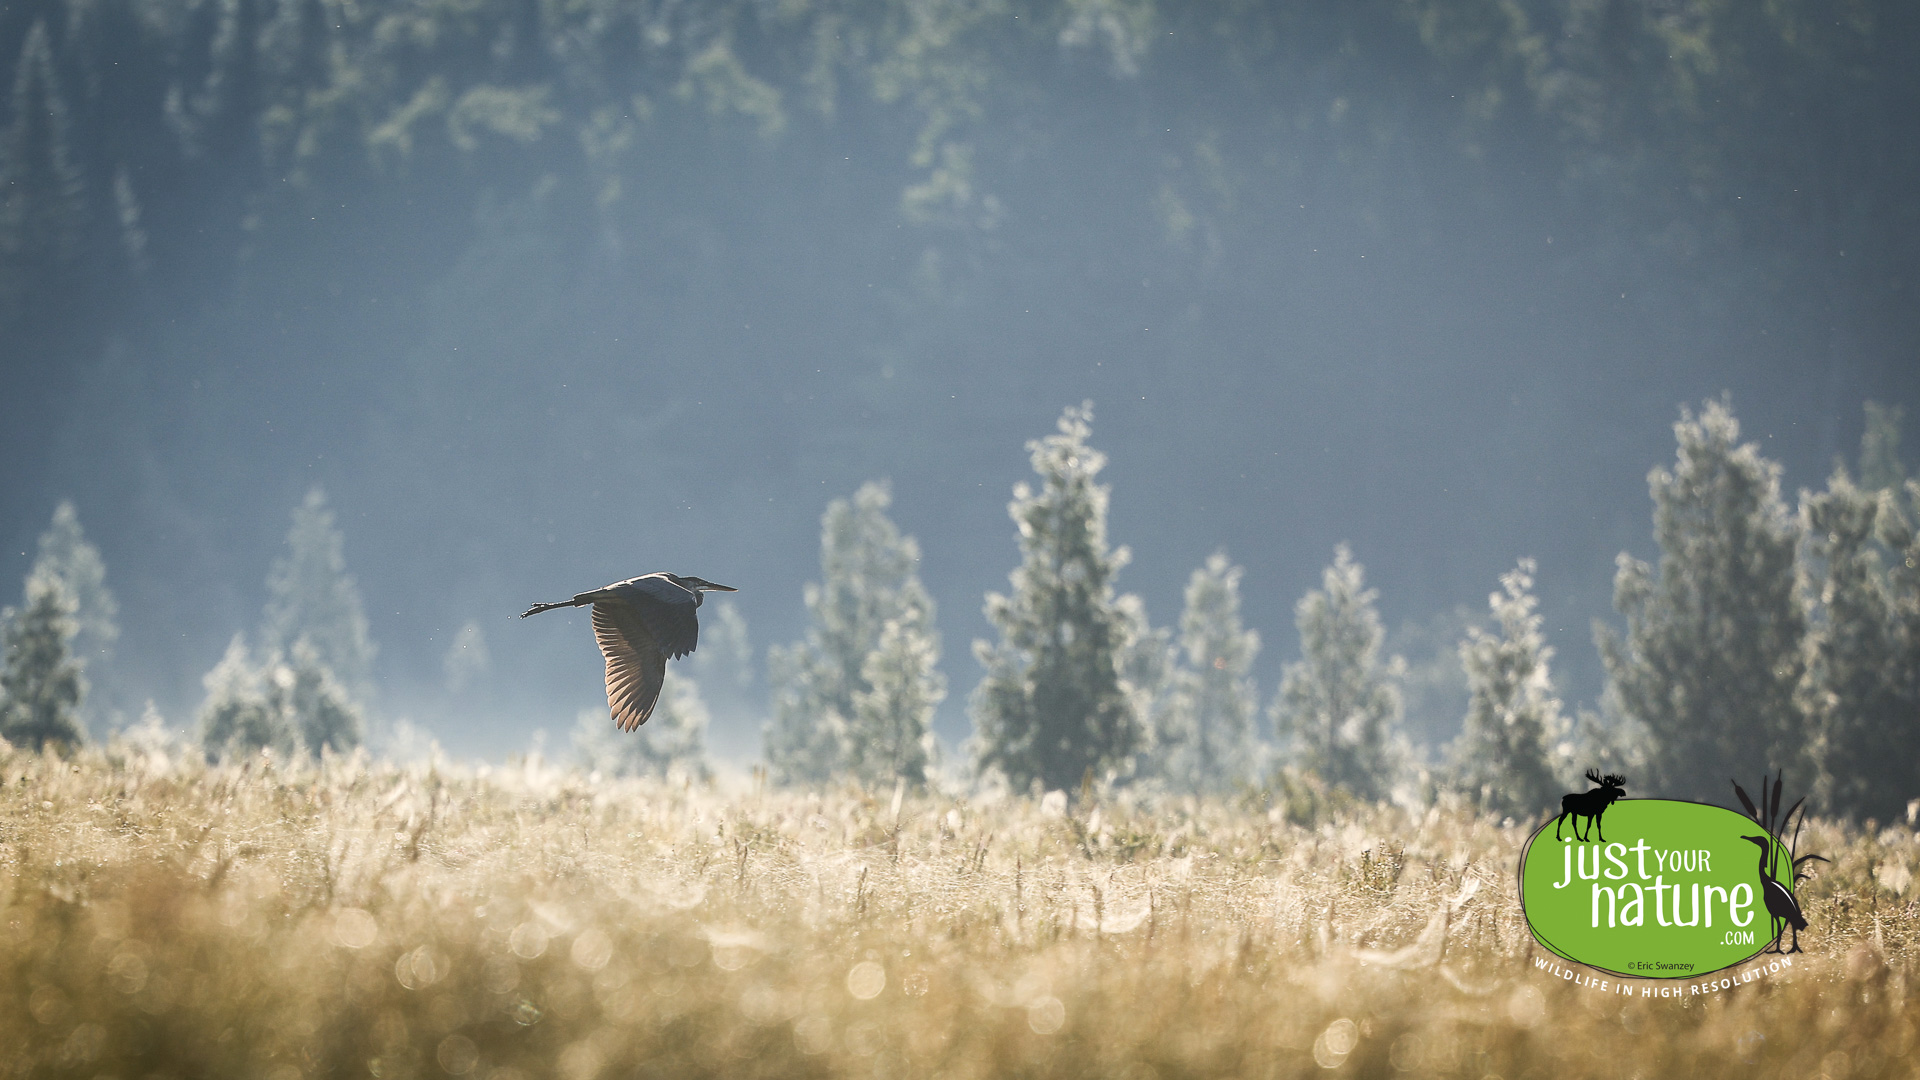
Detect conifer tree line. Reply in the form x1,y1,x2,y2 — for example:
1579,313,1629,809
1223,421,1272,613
6,396,1919,824
763,397,1920,822
2,0,1913,385
192,487,372,759
764,481,944,789
0,486,378,760
1,501,113,752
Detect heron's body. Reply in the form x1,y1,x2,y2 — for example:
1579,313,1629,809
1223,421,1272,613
1741,834,1808,953
521,573,736,731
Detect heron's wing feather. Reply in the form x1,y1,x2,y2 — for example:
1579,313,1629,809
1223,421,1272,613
609,575,701,659
593,601,667,731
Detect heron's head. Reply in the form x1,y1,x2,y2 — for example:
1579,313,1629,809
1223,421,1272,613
1740,835,1772,851
670,575,738,594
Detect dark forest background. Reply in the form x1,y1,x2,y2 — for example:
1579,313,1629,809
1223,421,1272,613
3,0,1916,763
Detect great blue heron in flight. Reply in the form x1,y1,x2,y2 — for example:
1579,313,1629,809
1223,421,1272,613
521,573,737,731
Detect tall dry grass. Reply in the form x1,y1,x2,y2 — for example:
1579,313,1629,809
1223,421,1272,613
2,738,1916,1079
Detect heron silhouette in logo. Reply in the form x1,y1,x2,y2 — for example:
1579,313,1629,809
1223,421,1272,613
1732,771,1827,954
1553,769,1626,842
522,572,736,731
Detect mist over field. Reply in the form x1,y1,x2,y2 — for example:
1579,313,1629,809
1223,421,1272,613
9,8,1920,1077
2,0,1917,770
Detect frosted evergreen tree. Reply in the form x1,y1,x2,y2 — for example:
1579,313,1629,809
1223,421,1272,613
1449,559,1570,816
1269,545,1405,801
32,502,117,674
1880,479,1920,813
0,21,87,307
1389,607,1481,753
262,487,376,703
690,601,753,694
972,403,1144,793
1158,551,1261,793
1801,468,1916,819
118,700,182,760
198,637,297,758
1567,699,1653,782
196,636,362,759
30,502,118,729
1859,401,1907,497
1116,593,1177,781
765,643,847,784
282,640,364,753
848,617,947,786
574,673,712,781
0,572,86,751
1597,398,1808,796
765,482,939,786
689,599,757,731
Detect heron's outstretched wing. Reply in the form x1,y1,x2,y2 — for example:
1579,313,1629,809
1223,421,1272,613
592,601,668,731
606,574,702,659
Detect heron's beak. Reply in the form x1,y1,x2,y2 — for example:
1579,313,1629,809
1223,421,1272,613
704,582,739,592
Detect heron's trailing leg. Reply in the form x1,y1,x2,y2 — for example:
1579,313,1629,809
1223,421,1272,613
520,599,585,618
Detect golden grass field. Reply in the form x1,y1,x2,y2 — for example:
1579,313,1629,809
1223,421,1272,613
3,739,1917,1080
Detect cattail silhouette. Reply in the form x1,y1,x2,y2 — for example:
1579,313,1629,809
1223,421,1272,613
1732,771,1827,954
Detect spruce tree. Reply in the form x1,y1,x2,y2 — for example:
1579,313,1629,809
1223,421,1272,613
196,636,362,759
690,601,754,693
972,403,1144,793
199,636,296,759
765,643,848,784
33,502,117,664
1388,607,1480,754
0,573,87,752
1449,559,1570,817
1859,402,1907,497
574,673,712,781
1116,593,1178,783
1567,699,1654,781
849,617,947,786
0,22,87,311
1158,551,1261,794
292,0,331,90
32,502,119,726
205,0,264,178
119,700,181,759
1802,467,1918,820
765,481,939,786
1270,545,1404,801
283,640,365,754
262,487,376,702
688,599,756,728
1880,480,1920,813
1597,398,1808,796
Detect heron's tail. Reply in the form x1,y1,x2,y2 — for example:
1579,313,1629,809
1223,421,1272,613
520,599,584,618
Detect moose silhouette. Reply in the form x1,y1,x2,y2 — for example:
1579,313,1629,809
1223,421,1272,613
1553,769,1627,842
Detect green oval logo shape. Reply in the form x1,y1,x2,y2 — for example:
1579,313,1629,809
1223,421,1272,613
1520,800,1793,978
